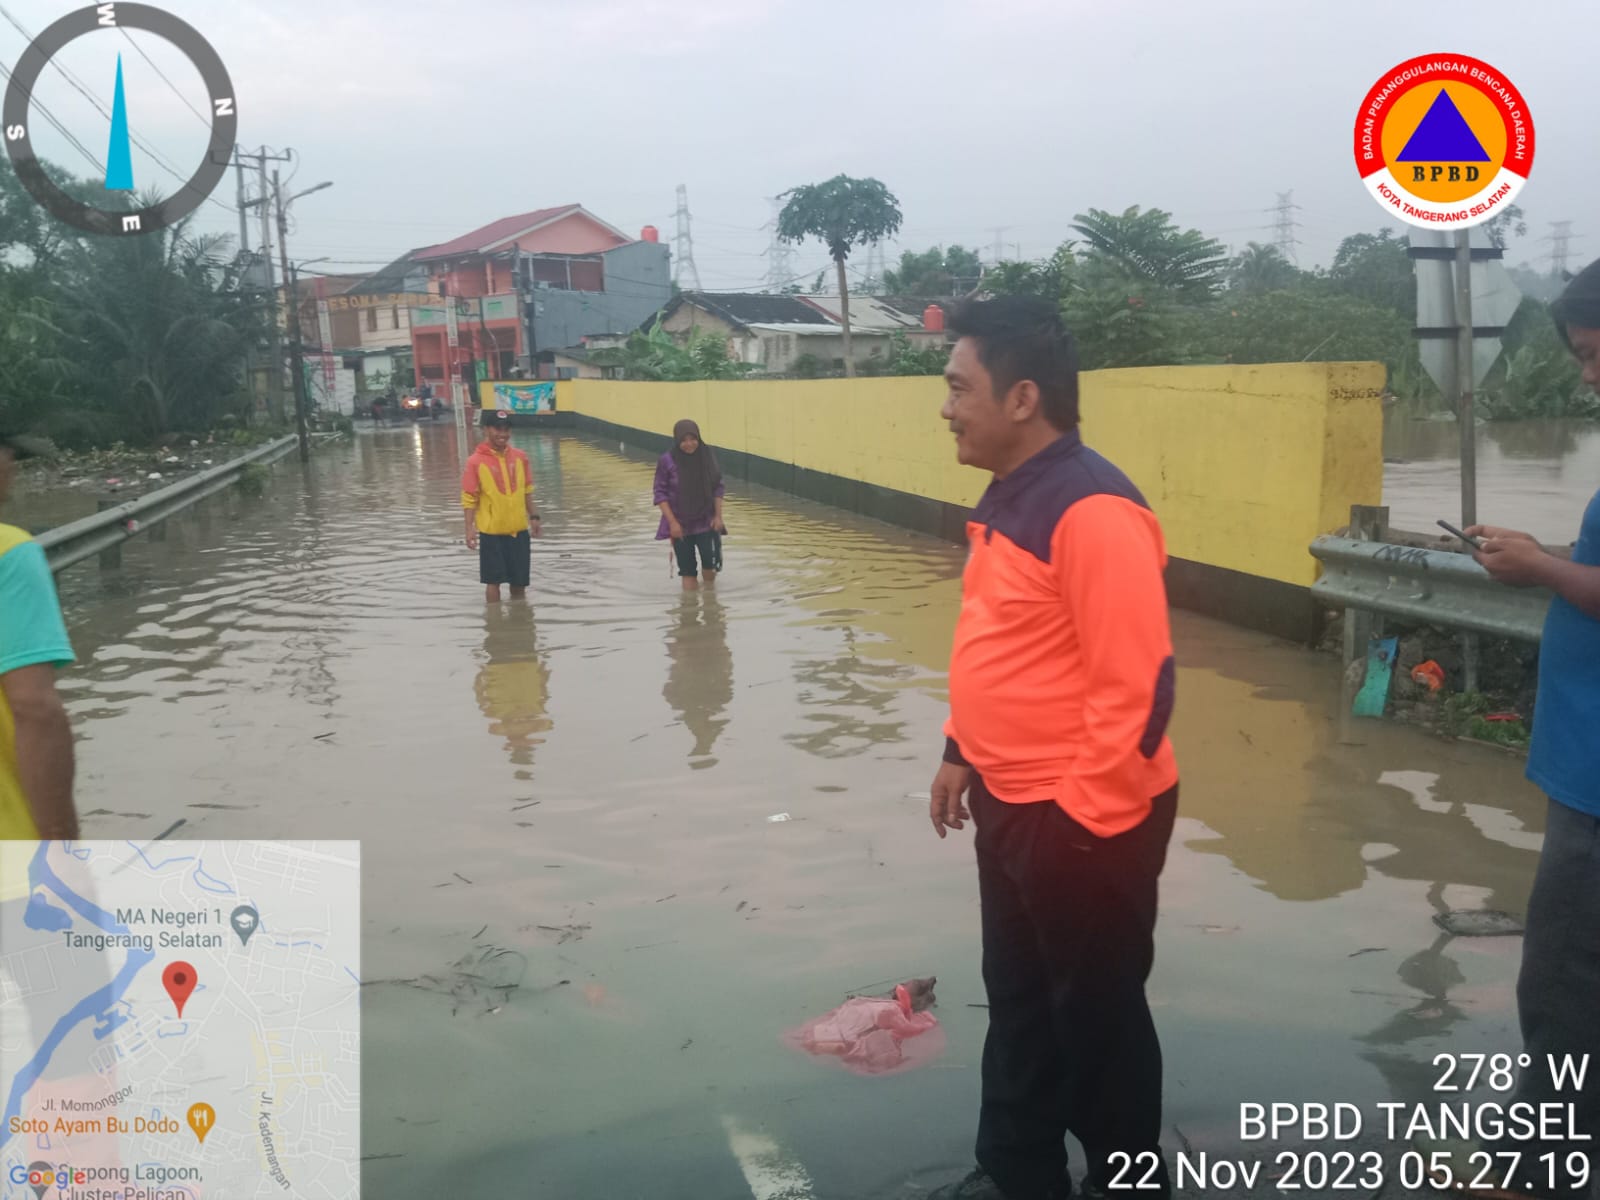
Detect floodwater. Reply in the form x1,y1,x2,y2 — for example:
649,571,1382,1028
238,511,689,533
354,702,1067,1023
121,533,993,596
28,423,1552,1198
1384,414,1600,542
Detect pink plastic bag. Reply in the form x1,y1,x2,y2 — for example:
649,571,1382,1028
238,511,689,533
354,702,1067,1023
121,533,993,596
784,981,946,1076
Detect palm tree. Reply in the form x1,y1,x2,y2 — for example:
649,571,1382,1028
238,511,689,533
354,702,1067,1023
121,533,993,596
1228,242,1300,294
777,175,903,377
1070,206,1228,300
54,209,261,436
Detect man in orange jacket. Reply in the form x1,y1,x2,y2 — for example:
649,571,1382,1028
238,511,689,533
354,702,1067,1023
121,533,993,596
928,297,1178,1200
462,410,541,602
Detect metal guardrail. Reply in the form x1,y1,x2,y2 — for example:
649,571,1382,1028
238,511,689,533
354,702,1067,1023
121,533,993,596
1309,534,1551,643
37,434,299,574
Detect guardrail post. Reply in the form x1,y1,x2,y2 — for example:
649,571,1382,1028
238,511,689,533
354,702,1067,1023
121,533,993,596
1338,504,1389,744
95,497,122,569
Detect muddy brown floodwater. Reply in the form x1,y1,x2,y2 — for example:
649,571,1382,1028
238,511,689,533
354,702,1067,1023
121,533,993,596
29,422,1550,1199
1383,415,1600,543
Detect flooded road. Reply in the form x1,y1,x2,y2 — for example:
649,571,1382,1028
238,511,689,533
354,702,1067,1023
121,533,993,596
1384,415,1600,542
31,423,1549,1198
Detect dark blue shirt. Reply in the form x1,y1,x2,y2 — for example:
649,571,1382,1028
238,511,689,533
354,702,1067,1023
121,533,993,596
1527,488,1600,818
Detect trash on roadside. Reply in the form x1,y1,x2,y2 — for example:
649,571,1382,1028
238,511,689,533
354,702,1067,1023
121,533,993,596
784,977,945,1076
1411,660,1446,692
1434,909,1523,937
1484,712,1523,723
767,812,792,823
147,472,163,481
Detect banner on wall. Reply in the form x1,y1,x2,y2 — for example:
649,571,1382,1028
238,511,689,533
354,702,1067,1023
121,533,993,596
488,381,556,414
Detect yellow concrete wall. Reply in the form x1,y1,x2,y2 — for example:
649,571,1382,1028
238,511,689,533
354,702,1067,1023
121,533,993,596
557,363,1384,588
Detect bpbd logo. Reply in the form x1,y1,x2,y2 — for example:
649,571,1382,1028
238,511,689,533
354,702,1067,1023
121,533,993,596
1354,53,1534,229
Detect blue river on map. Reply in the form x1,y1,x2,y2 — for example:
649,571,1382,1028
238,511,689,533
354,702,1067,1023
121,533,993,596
2,843,153,1129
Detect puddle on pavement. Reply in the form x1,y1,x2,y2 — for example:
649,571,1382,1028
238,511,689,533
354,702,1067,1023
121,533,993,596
30,423,1547,1197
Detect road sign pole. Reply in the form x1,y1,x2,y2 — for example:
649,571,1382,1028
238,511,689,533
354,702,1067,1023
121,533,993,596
1454,229,1476,529
1453,228,1480,694
444,286,469,460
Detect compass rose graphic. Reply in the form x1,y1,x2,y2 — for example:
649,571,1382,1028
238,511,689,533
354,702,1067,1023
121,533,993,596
3,3,236,236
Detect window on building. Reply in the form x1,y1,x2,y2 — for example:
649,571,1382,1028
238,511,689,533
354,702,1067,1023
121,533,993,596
366,308,377,332
391,307,401,329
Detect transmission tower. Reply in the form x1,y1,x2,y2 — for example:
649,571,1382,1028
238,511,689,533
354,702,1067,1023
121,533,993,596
989,226,1013,265
1545,221,1575,277
672,184,702,291
762,196,793,291
861,242,886,294
1271,191,1300,263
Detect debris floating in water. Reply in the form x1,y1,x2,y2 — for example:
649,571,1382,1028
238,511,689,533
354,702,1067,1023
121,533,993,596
768,812,792,823
1434,909,1524,937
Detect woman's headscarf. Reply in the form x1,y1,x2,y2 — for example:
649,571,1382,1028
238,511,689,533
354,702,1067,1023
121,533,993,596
671,419,721,523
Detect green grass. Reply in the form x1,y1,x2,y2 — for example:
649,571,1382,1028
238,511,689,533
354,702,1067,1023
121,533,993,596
1439,690,1530,749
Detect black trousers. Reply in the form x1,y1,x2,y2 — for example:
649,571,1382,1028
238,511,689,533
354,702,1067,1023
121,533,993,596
972,776,1178,1200
1506,797,1600,1198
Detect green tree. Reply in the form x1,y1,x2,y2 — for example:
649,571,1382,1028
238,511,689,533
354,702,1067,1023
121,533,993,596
1326,229,1414,319
1227,242,1302,295
589,317,752,382
777,174,903,377
982,243,1076,301
1070,206,1228,300
1187,289,1416,372
882,245,983,297
53,209,264,437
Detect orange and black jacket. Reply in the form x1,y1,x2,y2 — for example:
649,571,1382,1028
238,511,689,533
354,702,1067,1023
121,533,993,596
943,430,1178,837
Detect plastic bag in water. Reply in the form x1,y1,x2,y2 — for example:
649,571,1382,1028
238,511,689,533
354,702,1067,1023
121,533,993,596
784,979,945,1076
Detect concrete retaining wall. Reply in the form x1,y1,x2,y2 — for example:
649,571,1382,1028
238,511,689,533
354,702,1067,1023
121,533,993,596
552,364,1385,642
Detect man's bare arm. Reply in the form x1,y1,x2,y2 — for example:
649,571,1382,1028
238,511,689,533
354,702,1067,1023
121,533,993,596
1,663,76,838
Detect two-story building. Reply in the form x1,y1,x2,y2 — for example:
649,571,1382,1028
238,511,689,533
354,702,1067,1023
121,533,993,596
401,204,671,392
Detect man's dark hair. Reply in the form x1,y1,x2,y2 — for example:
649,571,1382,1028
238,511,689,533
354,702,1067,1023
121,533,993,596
947,296,1079,430
1551,256,1600,350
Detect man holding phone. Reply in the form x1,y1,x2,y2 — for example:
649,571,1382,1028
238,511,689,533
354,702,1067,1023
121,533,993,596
1461,256,1600,1198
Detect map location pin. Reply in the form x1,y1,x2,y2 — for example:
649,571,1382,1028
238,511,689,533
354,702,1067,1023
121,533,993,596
186,1102,215,1144
26,1162,52,1200
163,962,197,1018
230,905,259,947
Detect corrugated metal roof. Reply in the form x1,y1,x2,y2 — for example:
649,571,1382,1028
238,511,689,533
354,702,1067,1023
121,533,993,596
414,205,629,261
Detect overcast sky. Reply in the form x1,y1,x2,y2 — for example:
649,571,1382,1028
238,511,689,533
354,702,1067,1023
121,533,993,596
4,0,1592,288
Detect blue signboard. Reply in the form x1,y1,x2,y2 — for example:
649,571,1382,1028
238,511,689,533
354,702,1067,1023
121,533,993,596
491,382,556,414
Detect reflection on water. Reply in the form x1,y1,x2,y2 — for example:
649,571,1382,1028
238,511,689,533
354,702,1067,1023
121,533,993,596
663,593,733,765
39,423,1551,1196
1384,415,1600,541
476,604,552,769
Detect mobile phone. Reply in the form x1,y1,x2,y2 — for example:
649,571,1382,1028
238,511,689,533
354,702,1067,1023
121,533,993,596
1436,519,1481,549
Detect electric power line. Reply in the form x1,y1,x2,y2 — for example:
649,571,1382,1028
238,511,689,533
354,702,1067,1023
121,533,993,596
0,1,236,215
0,58,103,175
117,25,209,129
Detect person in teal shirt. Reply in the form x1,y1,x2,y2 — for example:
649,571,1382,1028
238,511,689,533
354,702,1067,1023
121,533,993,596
0,431,77,841
1465,257,1600,1199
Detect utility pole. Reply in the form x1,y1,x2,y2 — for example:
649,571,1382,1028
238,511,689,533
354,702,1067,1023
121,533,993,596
233,146,250,253
442,278,469,461
1272,191,1300,263
672,184,702,290
243,146,292,422
273,171,312,463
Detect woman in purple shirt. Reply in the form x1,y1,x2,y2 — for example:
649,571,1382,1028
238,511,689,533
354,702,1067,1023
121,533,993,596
654,419,727,590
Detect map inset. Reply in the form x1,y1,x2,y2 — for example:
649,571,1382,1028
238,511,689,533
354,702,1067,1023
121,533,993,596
1,841,360,1198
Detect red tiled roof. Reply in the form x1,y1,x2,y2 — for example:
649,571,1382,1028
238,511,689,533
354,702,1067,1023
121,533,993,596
414,205,625,261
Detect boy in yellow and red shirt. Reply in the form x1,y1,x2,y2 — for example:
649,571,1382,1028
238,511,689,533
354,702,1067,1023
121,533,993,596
461,410,541,602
